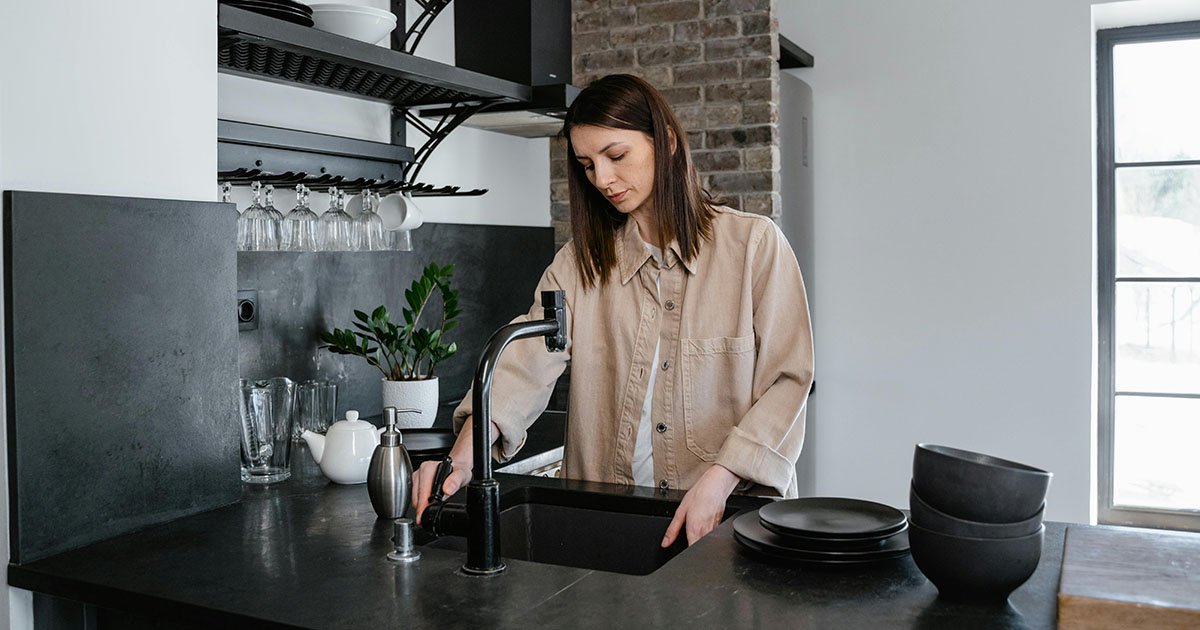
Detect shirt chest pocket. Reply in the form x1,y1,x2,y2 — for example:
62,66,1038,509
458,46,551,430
681,334,756,461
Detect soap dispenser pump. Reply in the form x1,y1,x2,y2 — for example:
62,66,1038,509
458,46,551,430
367,407,414,520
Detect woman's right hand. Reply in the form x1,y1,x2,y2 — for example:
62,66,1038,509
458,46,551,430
412,458,472,526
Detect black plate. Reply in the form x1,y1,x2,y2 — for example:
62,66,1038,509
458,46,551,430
222,0,312,14
222,1,314,25
763,522,908,551
224,1,310,18
758,497,907,540
733,511,910,564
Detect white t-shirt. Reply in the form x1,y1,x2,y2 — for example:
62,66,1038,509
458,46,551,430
632,243,663,487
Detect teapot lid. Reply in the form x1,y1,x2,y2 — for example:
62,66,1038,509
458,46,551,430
328,409,372,433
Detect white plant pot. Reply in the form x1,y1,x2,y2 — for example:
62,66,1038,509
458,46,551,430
381,377,438,428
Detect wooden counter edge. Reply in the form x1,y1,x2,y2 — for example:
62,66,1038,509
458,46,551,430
1058,593,1200,630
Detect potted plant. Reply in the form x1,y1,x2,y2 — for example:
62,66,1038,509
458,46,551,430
319,262,461,428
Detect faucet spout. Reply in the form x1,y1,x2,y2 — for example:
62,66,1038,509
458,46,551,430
461,289,566,576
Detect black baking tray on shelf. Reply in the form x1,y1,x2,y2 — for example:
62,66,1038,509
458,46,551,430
217,4,530,107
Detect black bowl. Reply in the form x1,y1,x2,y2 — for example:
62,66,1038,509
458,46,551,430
908,521,1043,602
909,483,1043,539
912,444,1051,523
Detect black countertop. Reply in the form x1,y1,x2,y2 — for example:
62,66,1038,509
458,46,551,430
9,419,1067,629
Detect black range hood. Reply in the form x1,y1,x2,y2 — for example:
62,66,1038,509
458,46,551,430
420,0,580,138
418,84,580,139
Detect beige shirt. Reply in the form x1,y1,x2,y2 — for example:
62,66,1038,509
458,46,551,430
453,206,814,497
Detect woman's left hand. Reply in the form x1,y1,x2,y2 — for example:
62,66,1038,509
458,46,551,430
661,464,742,547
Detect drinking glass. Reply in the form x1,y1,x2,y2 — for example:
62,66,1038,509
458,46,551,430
320,187,354,251
353,190,386,251
295,380,338,440
388,229,413,252
281,185,321,251
239,377,297,483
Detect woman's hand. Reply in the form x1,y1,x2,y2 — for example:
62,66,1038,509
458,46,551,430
411,458,472,526
412,415,501,525
661,464,742,547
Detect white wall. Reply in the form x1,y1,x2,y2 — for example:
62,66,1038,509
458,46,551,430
218,0,551,226
0,1,217,627
0,1,215,201
777,0,1200,524
777,0,1103,523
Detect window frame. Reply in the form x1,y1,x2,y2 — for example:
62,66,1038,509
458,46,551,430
1097,19,1200,531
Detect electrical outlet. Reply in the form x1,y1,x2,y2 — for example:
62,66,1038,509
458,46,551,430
237,290,258,331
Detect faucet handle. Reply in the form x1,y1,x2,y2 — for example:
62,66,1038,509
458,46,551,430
540,289,564,310
429,456,454,503
541,290,566,352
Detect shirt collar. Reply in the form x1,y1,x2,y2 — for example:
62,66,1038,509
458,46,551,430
616,219,697,285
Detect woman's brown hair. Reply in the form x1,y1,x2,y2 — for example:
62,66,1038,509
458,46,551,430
561,74,722,288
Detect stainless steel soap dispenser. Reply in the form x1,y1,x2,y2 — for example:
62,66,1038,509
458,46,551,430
367,407,414,519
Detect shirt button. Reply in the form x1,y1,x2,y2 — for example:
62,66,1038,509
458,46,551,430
656,422,667,433
659,479,669,490
665,300,676,311
661,360,671,370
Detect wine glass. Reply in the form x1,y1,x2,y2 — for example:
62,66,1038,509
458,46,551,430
353,189,386,251
319,187,354,251
238,182,276,251
281,185,320,251
223,182,244,248
263,184,284,248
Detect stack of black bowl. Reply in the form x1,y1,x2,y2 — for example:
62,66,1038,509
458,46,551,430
732,497,911,565
909,444,1052,602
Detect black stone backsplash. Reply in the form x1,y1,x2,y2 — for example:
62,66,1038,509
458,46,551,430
4,191,240,564
237,223,561,419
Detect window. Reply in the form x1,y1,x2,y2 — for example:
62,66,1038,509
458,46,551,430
1098,20,1200,531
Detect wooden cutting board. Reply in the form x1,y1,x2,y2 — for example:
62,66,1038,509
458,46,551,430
1058,526,1200,629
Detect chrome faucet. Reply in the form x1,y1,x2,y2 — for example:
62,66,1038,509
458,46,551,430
422,290,566,576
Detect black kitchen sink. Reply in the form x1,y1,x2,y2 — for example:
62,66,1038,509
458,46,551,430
423,484,760,576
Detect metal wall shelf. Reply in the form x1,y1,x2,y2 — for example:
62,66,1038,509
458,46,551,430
218,4,531,108
216,2,526,198
779,36,815,69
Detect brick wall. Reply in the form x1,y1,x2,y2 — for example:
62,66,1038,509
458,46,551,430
549,0,781,249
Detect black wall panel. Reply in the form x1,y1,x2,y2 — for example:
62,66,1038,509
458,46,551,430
4,191,241,564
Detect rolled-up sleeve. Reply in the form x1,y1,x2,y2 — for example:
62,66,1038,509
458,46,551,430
715,221,815,496
453,245,575,463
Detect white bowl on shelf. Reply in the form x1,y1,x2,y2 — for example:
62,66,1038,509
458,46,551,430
308,3,397,44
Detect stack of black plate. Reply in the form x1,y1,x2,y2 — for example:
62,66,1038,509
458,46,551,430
733,497,910,565
220,0,314,27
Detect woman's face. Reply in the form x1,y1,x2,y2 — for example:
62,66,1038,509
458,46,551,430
569,124,657,218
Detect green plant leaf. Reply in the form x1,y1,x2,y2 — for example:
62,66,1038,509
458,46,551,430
321,262,459,383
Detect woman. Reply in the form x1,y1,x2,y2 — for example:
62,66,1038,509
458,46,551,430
413,74,814,547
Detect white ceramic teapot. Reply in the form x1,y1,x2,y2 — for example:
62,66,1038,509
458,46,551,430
301,410,386,484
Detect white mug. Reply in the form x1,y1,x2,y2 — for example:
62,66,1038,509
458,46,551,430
377,193,407,230
378,193,424,231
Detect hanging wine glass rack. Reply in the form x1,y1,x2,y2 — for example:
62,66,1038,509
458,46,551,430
218,168,483,197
